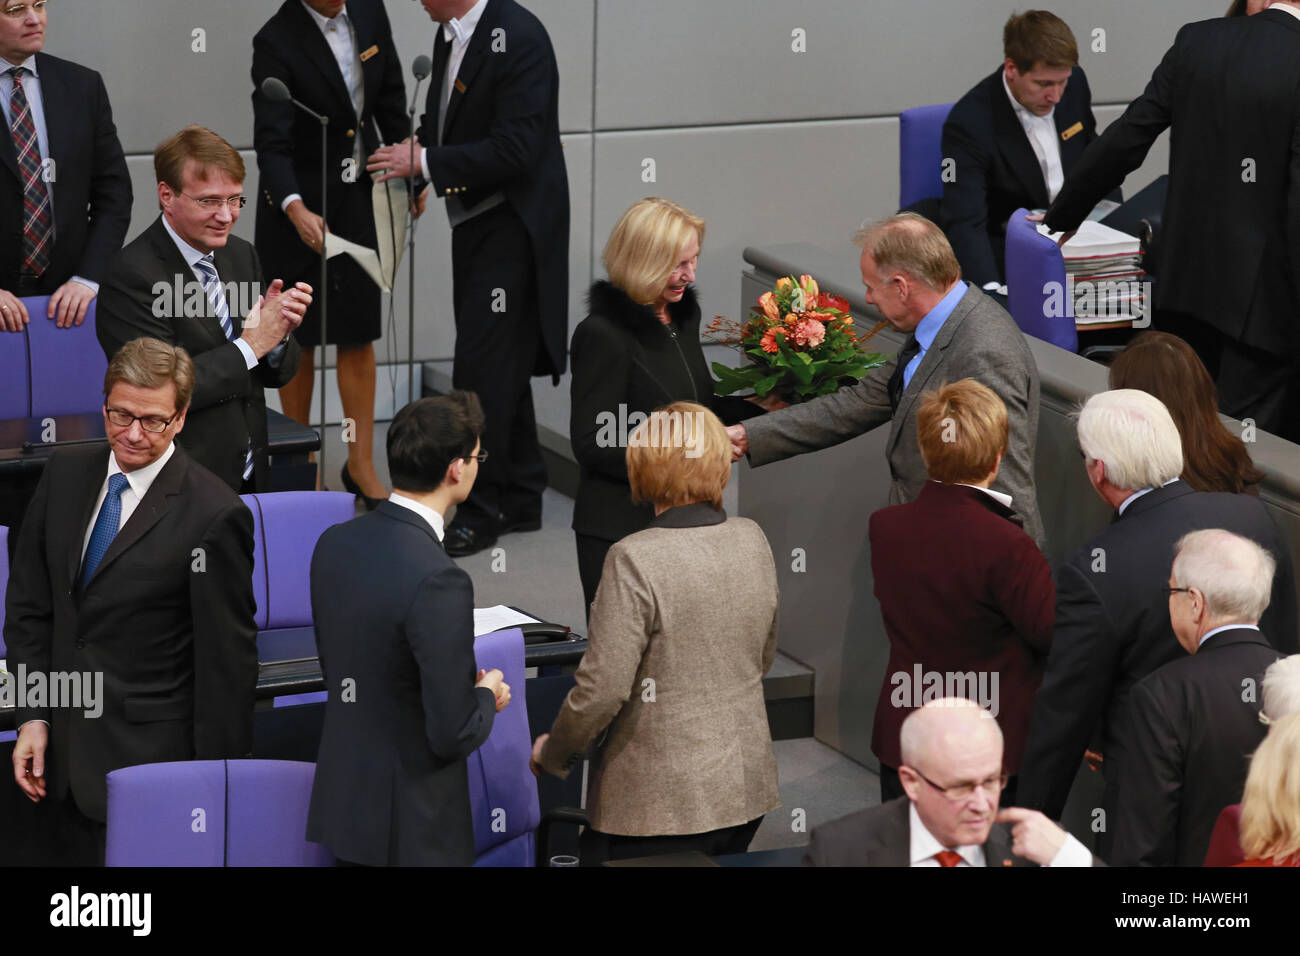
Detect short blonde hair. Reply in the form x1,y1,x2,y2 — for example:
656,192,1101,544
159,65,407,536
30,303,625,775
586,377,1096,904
916,379,1008,484
1077,389,1183,491
104,337,195,412
626,402,730,509
603,198,705,305
1239,712,1300,864
852,212,961,291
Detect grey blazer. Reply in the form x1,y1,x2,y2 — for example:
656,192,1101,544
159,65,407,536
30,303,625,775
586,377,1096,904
540,504,782,836
744,284,1044,549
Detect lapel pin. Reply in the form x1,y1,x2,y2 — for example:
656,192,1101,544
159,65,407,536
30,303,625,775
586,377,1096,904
454,78,467,94
360,45,379,63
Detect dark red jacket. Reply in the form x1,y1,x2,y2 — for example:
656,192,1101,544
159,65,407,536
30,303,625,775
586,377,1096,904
869,481,1053,772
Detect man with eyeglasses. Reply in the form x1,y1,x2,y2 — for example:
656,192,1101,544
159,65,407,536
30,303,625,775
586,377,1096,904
6,337,258,866
806,698,1098,866
0,0,131,332
97,125,312,494
1110,529,1282,866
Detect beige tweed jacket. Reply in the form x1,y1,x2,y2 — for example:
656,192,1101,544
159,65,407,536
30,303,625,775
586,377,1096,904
540,504,782,836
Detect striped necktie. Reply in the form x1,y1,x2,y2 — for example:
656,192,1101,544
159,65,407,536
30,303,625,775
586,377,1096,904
80,473,130,591
6,67,53,278
193,254,254,482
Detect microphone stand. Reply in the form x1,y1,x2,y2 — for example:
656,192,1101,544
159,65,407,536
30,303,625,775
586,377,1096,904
406,62,430,404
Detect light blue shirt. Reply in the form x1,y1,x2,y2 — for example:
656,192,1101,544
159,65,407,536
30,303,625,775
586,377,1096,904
903,281,967,390
1,54,97,294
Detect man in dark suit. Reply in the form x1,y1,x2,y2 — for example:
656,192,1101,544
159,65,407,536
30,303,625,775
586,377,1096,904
0,0,130,331
368,0,570,557
869,379,1053,805
1043,5,1300,439
728,213,1045,549
941,10,1104,290
96,126,312,494
6,338,258,865
252,0,408,505
807,698,1098,866
1111,529,1282,866
307,391,510,866
1017,390,1298,846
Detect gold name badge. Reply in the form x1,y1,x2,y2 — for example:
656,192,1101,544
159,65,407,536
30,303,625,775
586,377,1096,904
1061,121,1084,141
454,79,468,94
359,45,379,62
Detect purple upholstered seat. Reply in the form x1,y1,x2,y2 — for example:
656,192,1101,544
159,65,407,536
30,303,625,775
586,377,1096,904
1005,207,1077,352
1,524,8,658
226,759,335,865
24,296,108,418
105,760,228,866
469,627,540,866
0,328,28,419
898,103,954,211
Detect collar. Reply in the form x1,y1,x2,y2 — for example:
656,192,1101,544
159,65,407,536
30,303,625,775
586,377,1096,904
913,280,967,353
388,492,445,541
110,442,176,501
955,482,1013,509
1199,623,1261,649
161,214,214,268
647,501,726,529
588,279,699,331
1001,67,1054,124
1269,3,1300,23
299,1,349,32
442,0,489,45
0,54,37,76
909,802,984,867
1118,477,1180,516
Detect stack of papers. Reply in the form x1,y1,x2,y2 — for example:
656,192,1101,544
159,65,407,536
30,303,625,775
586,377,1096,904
1037,221,1148,326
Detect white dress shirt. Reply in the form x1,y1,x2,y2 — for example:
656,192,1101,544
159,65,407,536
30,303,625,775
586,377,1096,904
388,492,445,541
160,215,259,370
908,801,1094,867
1,53,97,294
1118,477,1180,516
1198,622,1260,649
81,443,177,567
420,0,489,177
955,483,1014,509
1001,68,1065,204
1274,3,1300,23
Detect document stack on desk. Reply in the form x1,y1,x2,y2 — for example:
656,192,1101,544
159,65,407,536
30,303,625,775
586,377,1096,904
1039,221,1148,326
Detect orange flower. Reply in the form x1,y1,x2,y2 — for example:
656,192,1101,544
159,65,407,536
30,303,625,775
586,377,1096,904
757,291,780,322
775,277,793,294
760,329,780,353
799,274,820,298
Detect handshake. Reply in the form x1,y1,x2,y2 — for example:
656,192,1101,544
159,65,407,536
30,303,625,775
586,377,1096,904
475,668,511,713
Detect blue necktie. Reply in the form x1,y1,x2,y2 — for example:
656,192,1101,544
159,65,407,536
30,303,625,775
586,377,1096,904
81,473,130,590
194,255,254,482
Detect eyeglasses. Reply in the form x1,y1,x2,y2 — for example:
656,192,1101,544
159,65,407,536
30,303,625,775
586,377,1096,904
182,194,247,211
910,767,1008,802
105,406,177,434
1163,586,1192,598
2,1,48,20
464,450,488,463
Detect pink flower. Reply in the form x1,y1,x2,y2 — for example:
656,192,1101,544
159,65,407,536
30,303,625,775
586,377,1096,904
792,318,826,348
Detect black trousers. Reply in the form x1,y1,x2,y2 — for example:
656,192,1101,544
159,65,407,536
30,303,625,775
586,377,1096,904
574,532,615,618
578,815,764,866
449,204,547,532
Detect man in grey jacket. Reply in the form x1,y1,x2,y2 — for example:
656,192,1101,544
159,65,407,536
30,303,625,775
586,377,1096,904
728,213,1043,549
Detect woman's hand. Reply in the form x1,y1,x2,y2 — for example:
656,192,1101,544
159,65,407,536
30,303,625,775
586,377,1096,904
530,733,550,777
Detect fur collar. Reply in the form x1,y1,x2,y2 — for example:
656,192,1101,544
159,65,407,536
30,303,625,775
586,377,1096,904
587,278,699,330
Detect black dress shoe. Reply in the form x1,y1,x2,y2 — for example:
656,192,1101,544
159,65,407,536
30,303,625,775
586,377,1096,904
499,511,542,535
443,523,498,557
341,464,385,511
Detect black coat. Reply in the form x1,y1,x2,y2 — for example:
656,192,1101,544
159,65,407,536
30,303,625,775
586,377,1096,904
1110,627,1280,867
1017,481,1298,832
569,280,759,543
307,502,496,866
96,217,302,493
1044,10,1300,354
941,65,1101,287
0,53,131,294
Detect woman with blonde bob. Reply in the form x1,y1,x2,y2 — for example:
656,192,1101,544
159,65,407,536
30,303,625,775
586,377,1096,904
535,402,781,864
1236,712,1300,867
569,198,765,611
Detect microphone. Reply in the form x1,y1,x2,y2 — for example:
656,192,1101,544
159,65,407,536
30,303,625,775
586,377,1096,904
260,76,291,102
412,55,432,81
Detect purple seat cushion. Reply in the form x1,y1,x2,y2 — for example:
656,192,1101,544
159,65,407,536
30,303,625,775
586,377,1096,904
1,525,8,656
240,494,271,631
25,296,107,418
244,492,354,630
1005,207,1077,352
898,103,954,210
105,760,227,866
0,327,28,419
226,759,334,866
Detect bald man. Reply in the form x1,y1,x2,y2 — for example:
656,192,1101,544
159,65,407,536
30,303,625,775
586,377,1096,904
806,698,1100,866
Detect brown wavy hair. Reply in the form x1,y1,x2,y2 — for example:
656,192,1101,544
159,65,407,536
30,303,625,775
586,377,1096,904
1108,331,1263,493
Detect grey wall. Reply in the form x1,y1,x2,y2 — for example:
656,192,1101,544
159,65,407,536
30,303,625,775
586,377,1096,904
42,0,1221,421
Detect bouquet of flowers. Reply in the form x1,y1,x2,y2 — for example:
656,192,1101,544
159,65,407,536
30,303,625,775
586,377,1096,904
705,274,888,402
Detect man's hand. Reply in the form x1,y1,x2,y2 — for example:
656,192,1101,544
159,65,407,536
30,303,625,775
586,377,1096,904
367,137,422,185
995,807,1068,865
1025,212,1075,248
413,184,430,219
476,667,510,712
530,733,550,777
48,280,97,328
12,721,48,803
0,288,30,332
285,199,326,253
240,278,311,358
726,423,749,463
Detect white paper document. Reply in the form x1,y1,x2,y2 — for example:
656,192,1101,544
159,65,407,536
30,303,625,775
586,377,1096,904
323,175,409,291
473,605,540,637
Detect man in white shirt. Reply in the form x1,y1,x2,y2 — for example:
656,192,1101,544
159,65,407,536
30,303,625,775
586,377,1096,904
939,10,1106,291
7,338,258,865
805,698,1100,866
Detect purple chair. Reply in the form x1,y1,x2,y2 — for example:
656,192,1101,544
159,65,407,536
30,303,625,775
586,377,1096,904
23,295,108,418
898,103,954,212
240,491,355,707
469,627,541,866
0,327,28,419
1005,207,1077,352
105,759,333,866
1,524,8,658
